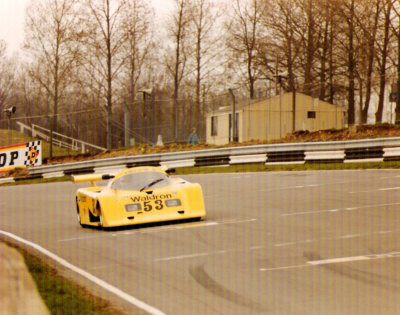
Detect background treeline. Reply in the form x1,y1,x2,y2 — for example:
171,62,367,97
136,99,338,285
1,0,400,149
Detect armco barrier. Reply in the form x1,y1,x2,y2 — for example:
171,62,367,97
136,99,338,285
4,137,400,180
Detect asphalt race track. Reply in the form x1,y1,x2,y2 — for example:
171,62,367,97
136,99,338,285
1,169,400,315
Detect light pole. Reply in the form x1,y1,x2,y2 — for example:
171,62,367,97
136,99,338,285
138,88,152,144
4,106,16,145
228,88,237,142
276,74,286,139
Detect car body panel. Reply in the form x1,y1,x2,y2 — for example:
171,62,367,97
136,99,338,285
74,167,206,228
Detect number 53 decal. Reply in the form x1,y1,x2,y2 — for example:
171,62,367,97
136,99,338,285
143,200,164,211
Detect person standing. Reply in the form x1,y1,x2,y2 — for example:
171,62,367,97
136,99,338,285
188,127,199,144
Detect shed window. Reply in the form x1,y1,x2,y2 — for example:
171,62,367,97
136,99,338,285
211,116,218,136
307,111,316,119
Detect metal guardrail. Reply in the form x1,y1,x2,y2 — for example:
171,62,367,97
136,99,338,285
26,137,400,176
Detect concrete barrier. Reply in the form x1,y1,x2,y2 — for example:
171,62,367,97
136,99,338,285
305,150,345,162
93,165,127,174
229,154,267,164
0,242,49,315
160,159,196,168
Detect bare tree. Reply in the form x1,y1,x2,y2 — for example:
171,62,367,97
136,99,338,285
393,1,400,122
334,0,358,125
226,0,267,99
166,0,191,142
188,0,222,134
0,41,14,116
375,0,394,123
357,0,381,123
121,0,154,144
78,0,128,149
24,0,79,158
266,0,300,95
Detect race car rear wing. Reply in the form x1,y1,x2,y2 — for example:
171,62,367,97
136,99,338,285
72,173,115,184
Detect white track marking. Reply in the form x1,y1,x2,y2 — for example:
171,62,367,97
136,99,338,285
57,218,256,242
0,230,166,315
154,250,228,262
260,251,400,272
260,264,310,272
217,218,257,224
175,221,218,229
350,186,400,193
157,228,396,261
307,251,400,266
379,187,400,191
274,230,394,247
154,243,260,262
260,184,320,192
281,202,400,217
294,184,320,188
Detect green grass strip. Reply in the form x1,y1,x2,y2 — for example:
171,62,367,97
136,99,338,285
2,241,128,315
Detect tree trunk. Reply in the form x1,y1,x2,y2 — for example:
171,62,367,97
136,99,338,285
375,1,391,123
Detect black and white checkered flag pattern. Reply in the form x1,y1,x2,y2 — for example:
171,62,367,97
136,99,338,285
24,141,41,166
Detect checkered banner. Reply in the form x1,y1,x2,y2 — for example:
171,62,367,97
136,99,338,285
0,141,42,172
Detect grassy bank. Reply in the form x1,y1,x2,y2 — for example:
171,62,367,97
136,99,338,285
2,241,128,315
0,129,77,159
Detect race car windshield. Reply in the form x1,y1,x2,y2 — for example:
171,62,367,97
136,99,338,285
111,172,171,191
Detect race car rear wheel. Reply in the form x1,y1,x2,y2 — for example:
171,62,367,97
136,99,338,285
76,200,84,227
97,202,104,228
99,213,104,227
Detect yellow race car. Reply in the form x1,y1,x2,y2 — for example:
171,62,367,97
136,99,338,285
73,166,206,228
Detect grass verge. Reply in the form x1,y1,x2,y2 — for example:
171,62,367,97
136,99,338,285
2,240,128,315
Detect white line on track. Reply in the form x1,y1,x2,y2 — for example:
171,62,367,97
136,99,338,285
281,202,400,217
57,218,256,242
349,186,400,193
154,250,228,262
379,186,400,191
274,230,393,247
260,251,400,272
260,184,321,192
307,251,400,266
0,230,166,315
154,229,394,262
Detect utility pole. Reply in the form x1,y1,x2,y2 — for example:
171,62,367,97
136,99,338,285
123,101,129,147
278,75,283,139
138,88,152,144
4,106,16,145
276,73,288,139
292,80,296,133
228,88,236,142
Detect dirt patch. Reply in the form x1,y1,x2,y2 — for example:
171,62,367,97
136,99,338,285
0,167,30,178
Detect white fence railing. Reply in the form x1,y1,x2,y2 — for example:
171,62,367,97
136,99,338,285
16,121,106,153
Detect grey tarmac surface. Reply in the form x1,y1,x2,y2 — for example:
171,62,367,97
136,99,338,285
1,169,400,315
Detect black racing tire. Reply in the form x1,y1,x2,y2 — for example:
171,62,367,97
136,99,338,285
97,202,105,229
76,201,83,227
99,212,104,228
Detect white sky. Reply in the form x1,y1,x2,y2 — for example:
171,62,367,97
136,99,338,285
0,0,172,56
0,0,29,55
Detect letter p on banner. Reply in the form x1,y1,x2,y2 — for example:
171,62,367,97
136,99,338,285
0,141,42,172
